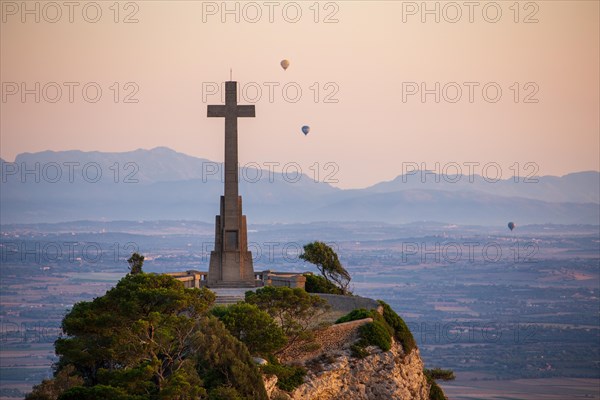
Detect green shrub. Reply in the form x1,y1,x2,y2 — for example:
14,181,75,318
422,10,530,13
194,317,268,399
358,321,392,352
335,308,372,324
211,302,286,356
340,304,416,357
298,341,321,353
58,385,144,400
427,379,448,400
210,305,230,319
378,301,416,354
424,368,451,400
350,344,369,359
26,366,84,400
245,286,329,352
424,368,455,381
303,274,344,295
338,308,394,356
261,364,306,392
208,386,242,400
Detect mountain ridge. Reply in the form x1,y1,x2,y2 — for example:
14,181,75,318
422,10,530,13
1,147,598,225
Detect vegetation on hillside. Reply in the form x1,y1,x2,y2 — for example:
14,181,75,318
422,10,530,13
245,286,330,353
26,273,268,400
424,368,454,400
260,362,307,392
337,306,451,400
378,300,417,354
303,273,345,295
335,308,372,324
335,301,417,356
26,253,334,399
25,248,444,399
424,368,455,381
426,378,448,400
210,302,286,357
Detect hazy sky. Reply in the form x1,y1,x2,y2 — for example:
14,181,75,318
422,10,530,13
1,1,598,188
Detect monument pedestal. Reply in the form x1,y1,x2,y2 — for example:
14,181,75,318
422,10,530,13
207,195,255,288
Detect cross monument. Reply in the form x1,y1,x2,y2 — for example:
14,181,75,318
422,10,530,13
206,81,256,287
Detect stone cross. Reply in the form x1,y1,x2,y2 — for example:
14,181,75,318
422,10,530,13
206,81,256,287
207,81,255,201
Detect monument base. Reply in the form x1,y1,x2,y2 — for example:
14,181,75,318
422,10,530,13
207,250,256,288
205,193,256,288
166,270,307,295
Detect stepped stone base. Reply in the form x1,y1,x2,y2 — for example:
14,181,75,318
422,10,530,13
214,295,245,305
211,288,255,305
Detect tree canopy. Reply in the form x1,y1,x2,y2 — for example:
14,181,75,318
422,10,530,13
127,252,145,275
27,273,268,400
245,286,329,353
303,273,344,295
299,241,351,294
211,302,286,357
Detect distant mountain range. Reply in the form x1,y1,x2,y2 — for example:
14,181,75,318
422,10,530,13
1,147,598,225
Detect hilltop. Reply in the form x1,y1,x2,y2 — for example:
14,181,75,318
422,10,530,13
24,272,446,400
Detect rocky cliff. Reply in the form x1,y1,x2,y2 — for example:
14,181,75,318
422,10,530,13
267,318,431,400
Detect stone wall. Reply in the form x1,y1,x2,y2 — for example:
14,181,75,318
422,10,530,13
316,293,381,314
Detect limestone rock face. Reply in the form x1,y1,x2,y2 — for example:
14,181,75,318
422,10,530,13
263,374,279,398
281,339,429,400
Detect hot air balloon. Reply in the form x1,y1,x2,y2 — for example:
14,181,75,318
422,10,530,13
301,125,310,135
280,59,290,71
508,222,515,231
